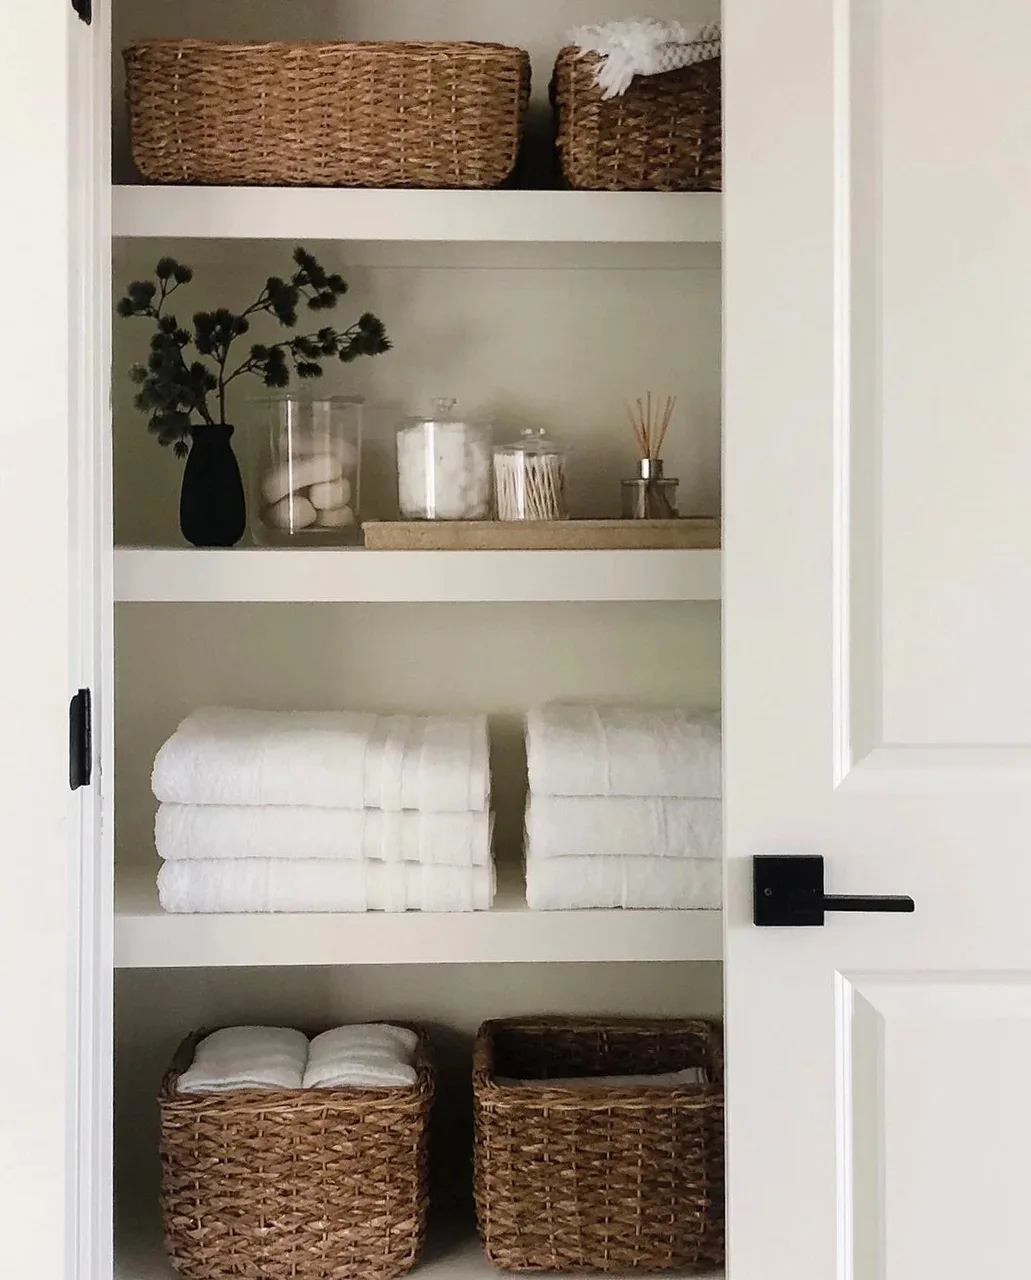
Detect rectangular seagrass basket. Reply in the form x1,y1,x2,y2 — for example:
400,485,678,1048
473,1017,725,1273
552,48,721,192
125,40,531,188
159,1027,434,1280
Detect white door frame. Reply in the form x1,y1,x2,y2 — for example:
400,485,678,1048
0,5,112,1279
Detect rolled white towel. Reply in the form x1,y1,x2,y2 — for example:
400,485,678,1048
176,1026,308,1094
152,707,490,812
304,1025,419,1089
525,855,721,911
156,804,493,867
157,858,496,914
525,796,721,860
526,704,721,799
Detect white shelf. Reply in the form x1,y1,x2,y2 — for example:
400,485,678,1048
117,1215,723,1280
114,864,723,968
114,547,722,604
113,185,722,244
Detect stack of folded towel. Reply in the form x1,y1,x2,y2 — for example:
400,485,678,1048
152,707,494,913
177,1023,420,1093
524,704,722,910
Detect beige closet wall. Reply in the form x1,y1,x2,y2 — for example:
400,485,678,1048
113,0,720,181
115,601,721,873
117,961,723,1224
112,0,725,1225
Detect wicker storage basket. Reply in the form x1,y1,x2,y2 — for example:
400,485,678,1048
473,1017,724,1273
124,41,531,189
552,49,721,192
159,1028,434,1280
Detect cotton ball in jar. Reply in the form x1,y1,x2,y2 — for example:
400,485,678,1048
396,406,493,520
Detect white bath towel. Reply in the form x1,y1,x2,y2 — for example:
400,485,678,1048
498,1067,708,1088
525,855,721,910
176,1026,308,1094
157,858,496,914
156,804,492,866
304,1025,419,1090
569,19,721,99
526,705,721,799
152,707,490,812
525,796,721,861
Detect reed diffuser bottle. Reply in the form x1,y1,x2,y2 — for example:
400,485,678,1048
622,394,680,519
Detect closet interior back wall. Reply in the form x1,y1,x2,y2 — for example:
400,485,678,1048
115,961,724,1232
111,0,720,185
115,601,721,876
112,241,722,546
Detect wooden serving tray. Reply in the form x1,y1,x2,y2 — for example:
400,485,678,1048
362,519,720,552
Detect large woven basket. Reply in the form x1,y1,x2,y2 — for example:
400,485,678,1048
473,1017,725,1272
125,41,531,188
552,49,721,192
159,1028,434,1280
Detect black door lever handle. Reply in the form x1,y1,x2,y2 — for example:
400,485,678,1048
754,855,915,927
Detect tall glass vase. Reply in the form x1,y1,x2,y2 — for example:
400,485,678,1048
253,396,364,545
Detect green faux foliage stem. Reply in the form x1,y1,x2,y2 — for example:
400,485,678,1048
117,247,391,457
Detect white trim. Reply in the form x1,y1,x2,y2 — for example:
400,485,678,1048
114,865,724,968
113,186,723,245
68,7,112,1280
114,547,723,604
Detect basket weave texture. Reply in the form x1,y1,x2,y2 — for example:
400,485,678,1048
124,40,531,189
159,1028,434,1280
552,49,721,192
473,1017,725,1273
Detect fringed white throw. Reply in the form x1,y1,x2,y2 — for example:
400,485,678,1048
568,18,722,99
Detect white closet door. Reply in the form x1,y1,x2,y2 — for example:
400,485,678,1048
724,0,1031,1276
0,5,110,1280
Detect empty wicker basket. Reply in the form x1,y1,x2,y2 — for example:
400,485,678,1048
552,48,721,192
125,40,531,189
473,1017,725,1272
159,1028,434,1280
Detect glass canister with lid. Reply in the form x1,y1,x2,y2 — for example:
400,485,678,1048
396,398,493,520
493,428,570,521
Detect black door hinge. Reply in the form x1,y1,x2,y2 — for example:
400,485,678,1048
70,689,92,790
72,0,92,25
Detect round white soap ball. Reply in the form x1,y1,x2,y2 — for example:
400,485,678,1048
266,494,317,531
309,477,352,511
316,504,355,529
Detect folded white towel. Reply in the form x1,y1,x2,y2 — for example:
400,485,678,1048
157,858,496,914
569,19,721,99
526,705,721,799
156,804,492,866
152,708,490,812
497,1067,708,1088
304,1025,419,1090
525,855,721,910
525,796,720,861
176,1026,308,1093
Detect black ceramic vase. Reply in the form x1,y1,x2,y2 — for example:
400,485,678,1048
179,425,247,548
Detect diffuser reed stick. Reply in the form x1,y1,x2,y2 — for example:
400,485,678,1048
627,393,677,460
622,393,680,520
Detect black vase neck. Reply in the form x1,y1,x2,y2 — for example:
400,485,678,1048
191,423,235,443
